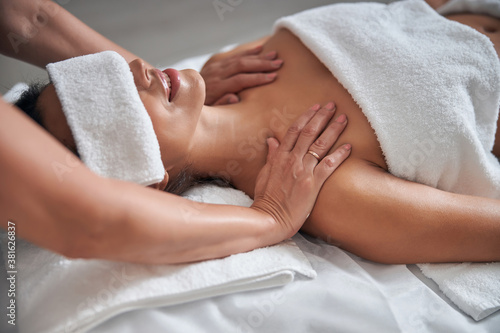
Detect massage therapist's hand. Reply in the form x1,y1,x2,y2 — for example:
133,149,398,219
200,45,283,105
252,102,351,239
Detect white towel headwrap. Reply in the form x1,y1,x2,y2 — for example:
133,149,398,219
46,51,165,186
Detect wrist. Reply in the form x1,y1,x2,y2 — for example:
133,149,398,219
250,201,293,245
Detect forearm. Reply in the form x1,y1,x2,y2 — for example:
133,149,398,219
87,181,280,264
0,96,111,254
0,98,281,264
0,0,139,67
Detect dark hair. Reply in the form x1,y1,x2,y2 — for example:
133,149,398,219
14,82,49,128
14,81,82,159
165,167,232,195
14,82,230,195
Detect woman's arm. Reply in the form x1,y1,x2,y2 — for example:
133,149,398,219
304,158,500,264
0,98,350,264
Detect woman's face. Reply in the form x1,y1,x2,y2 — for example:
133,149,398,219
39,58,206,174
128,59,206,171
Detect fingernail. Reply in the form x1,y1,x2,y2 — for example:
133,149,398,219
266,73,277,81
325,102,335,110
228,95,239,104
311,104,321,111
264,51,277,59
343,143,351,150
271,59,283,68
335,113,346,123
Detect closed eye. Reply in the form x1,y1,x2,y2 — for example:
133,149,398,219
484,26,497,34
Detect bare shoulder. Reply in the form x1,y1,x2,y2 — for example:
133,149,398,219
301,154,500,263
301,157,387,245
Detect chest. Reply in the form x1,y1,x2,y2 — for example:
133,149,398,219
238,29,387,167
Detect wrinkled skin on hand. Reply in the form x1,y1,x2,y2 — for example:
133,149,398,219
252,102,351,237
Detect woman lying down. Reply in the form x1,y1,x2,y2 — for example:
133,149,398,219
15,0,500,264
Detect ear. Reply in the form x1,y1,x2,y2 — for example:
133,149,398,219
147,171,169,191
158,171,170,191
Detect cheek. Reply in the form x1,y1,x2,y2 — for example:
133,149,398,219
489,34,500,58
148,108,193,166
138,90,199,166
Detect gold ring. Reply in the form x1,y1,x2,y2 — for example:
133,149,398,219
307,150,320,160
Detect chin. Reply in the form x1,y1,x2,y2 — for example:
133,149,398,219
179,69,206,107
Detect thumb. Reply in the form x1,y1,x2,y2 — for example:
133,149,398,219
266,137,280,161
213,93,240,106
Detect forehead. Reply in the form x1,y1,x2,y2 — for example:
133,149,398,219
37,84,78,154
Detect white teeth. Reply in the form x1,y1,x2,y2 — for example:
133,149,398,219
165,75,171,88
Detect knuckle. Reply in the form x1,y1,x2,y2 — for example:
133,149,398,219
236,58,249,71
287,153,300,166
301,125,319,137
257,73,271,83
310,138,329,151
325,149,348,167
299,176,315,191
330,121,345,133
232,74,247,87
287,124,302,135
280,157,297,176
324,156,338,168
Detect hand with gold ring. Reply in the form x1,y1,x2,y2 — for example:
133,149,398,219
307,150,320,161
252,101,350,238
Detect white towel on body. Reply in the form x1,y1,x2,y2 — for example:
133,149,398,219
275,0,500,320
46,51,165,186
1,185,315,333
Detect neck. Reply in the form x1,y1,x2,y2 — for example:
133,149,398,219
185,103,271,195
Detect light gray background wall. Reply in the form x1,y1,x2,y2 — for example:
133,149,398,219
0,0,390,94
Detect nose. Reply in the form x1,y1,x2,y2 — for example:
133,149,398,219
129,59,151,91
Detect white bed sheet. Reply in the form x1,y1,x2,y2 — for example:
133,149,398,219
88,234,500,333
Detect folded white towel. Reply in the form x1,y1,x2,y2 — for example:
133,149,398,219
46,51,165,186
1,185,315,333
418,262,500,320
3,82,28,103
275,0,500,320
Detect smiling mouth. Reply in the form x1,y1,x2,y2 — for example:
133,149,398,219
161,69,180,102
154,69,172,100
